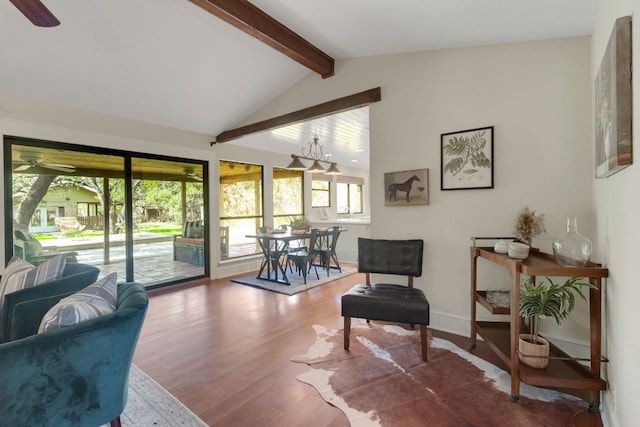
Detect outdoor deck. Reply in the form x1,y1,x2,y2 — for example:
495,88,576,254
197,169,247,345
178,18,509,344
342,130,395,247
39,233,257,287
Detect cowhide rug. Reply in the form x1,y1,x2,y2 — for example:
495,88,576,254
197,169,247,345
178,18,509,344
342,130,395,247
291,321,587,427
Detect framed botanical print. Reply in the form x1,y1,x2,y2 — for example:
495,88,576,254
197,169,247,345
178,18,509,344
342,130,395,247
441,126,493,190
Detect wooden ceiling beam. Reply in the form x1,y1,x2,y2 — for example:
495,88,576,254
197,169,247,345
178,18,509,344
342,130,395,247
212,87,381,145
190,0,334,78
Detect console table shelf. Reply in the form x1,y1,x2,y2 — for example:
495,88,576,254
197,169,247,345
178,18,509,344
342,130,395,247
469,240,608,408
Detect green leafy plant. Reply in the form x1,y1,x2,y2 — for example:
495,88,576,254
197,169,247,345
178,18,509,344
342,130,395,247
519,276,597,344
289,216,310,230
443,129,491,177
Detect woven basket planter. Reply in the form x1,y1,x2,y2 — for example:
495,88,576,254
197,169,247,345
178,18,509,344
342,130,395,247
518,334,550,369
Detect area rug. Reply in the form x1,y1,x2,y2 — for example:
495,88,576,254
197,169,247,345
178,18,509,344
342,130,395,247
291,321,587,427
232,266,356,295
105,365,207,426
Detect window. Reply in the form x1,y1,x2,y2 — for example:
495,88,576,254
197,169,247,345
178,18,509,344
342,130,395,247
219,160,263,259
5,137,208,288
273,168,303,228
337,176,364,214
311,176,331,208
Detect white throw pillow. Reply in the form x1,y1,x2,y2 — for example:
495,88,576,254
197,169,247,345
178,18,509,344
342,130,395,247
0,254,66,307
39,272,118,333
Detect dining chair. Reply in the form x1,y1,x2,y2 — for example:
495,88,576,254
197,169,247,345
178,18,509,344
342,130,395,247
287,228,320,284
312,226,342,276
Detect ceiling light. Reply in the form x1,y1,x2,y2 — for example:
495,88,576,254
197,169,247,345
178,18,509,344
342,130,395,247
307,160,325,173
325,163,342,175
286,136,342,175
286,155,307,170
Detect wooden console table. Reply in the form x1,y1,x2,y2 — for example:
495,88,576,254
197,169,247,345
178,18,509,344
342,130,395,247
469,237,608,409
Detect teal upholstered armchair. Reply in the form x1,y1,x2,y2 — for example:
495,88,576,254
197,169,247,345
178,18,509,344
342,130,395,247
0,282,149,427
0,262,100,343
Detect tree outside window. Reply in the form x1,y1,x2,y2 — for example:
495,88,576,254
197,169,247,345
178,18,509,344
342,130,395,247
273,168,303,228
219,160,263,258
311,177,330,208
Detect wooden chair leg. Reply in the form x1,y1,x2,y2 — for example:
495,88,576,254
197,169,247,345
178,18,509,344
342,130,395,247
419,325,428,362
344,316,351,350
110,416,122,427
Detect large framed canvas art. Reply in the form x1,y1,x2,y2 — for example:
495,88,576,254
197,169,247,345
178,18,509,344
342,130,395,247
595,16,632,178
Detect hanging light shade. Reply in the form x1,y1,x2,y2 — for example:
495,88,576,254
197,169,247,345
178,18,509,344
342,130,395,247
325,163,342,175
307,160,325,173
286,155,307,170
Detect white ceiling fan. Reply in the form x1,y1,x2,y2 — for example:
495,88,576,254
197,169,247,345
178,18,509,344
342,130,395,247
184,167,203,182
14,152,76,174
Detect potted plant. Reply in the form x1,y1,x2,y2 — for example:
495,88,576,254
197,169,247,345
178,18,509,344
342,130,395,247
518,276,596,368
513,206,546,247
289,216,310,231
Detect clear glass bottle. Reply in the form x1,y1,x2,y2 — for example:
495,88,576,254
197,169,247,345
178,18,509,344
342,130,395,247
552,217,593,267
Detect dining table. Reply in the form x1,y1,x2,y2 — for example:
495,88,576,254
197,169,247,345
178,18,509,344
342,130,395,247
245,228,345,285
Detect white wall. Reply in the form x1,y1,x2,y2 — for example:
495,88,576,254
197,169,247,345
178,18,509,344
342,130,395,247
245,37,594,335
592,1,638,426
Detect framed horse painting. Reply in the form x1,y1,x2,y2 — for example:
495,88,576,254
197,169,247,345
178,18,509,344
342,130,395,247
384,168,429,206
441,126,494,190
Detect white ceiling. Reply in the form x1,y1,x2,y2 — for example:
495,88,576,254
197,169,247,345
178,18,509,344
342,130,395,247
0,1,596,170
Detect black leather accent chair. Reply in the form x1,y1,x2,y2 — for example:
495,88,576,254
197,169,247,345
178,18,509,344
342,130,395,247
341,238,430,361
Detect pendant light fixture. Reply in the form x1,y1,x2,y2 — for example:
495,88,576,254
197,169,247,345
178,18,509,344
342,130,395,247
286,136,342,175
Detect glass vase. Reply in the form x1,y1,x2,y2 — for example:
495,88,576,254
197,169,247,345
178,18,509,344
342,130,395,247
552,217,592,267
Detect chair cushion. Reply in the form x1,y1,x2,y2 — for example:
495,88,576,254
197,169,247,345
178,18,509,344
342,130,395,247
0,255,66,306
38,272,118,333
342,283,430,325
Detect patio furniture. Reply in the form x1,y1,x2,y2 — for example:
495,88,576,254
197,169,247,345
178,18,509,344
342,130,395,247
13,229,78,264
341,238,430,361
173,220,204,265
54,216,86,236
0,281,148,427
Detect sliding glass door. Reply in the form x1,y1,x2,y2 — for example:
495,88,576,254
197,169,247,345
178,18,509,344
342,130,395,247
4,137,208,288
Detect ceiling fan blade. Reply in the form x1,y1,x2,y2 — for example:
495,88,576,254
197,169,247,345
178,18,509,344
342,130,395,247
42,163,76,173
10,0,60,27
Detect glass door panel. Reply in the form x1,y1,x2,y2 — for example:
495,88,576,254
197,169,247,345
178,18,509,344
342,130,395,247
7,139,208,288
130,157,205,284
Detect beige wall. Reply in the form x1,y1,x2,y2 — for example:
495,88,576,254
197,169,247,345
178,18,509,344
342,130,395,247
247,37,594,337
592,1,637,426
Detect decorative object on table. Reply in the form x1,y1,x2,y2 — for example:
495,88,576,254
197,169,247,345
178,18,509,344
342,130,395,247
441,126,493,190
507,241,530,260
595,15,632,179
493,239,511,254
518,277,596,369
552,217,593,267
513,206,546,246
486,289,510,307
384,168,429,206
289,216,310,231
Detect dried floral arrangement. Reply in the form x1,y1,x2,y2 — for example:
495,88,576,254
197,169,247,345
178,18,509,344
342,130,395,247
514,206,546,246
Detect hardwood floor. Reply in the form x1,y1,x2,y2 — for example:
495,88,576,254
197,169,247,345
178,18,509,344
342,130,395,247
133,269,601,427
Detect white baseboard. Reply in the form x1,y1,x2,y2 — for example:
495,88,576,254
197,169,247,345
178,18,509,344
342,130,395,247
428,310,591,358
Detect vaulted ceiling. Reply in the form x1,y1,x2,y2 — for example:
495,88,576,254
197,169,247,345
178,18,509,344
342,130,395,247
1,1,596,170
